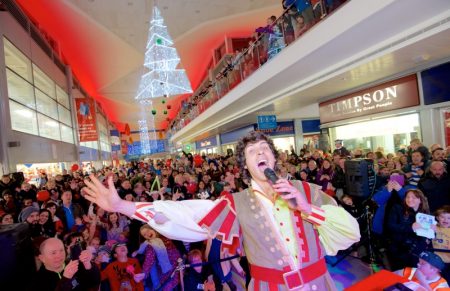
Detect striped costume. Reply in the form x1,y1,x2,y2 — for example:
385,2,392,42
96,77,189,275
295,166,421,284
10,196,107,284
132,180,360,290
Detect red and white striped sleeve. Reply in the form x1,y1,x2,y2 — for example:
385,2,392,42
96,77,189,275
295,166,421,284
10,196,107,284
302,205,326,226
131,202,156,223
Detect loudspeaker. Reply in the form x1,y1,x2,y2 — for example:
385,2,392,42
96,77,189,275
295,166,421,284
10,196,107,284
0,223,35,290
345,159,376,198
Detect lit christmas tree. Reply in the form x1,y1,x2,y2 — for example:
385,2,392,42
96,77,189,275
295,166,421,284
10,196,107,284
135,6,192,101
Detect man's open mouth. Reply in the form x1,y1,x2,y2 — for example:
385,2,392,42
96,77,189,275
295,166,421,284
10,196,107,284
257,160,268,171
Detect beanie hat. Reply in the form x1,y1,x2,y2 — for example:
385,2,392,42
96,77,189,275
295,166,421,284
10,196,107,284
19,206,39,222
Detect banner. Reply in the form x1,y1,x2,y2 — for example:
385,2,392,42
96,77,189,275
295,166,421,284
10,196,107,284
75,98,98,142
110,130,121,152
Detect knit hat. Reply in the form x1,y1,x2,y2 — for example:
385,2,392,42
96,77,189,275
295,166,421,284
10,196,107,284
98,245,111,255
19,206,39,222
419,251,445,271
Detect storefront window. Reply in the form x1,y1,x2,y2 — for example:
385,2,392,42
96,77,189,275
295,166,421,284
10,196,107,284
38,113,61,140
60,124,74,144
58,104,72,126
33,64,56,99
6,69,35,109
56,85,70,109
4,38,75,144
3,38,32,82
35,88,58,119
273,136,295,153
9,100,38,135
330,113,420,155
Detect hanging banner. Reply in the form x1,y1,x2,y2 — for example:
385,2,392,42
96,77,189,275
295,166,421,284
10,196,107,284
110,130,121,152
75,98,98,142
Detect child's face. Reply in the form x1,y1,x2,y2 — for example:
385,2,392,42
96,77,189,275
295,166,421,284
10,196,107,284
342,197,353,206
438,213,450,228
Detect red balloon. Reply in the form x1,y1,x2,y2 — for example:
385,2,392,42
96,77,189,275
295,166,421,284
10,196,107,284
37,190,50,202
71,164,79,172
194,155,203,167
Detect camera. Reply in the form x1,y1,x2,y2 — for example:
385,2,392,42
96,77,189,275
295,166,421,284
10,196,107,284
70,238,86,260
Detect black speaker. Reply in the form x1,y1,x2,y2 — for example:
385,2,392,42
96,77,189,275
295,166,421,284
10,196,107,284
344,159,376,198
0,223,35,290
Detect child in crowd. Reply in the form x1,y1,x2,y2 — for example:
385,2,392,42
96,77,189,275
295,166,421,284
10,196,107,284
433,205,450,282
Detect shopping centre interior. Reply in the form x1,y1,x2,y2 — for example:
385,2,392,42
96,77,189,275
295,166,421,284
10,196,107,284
1,0,450,290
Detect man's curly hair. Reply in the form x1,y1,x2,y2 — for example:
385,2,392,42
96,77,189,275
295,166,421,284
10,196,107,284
236,131,279,181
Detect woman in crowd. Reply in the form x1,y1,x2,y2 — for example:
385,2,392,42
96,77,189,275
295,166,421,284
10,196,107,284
39,209,56,238
106,212,129,242
44,201,64,237
0,212,14,224
387,189,430,270
316,158,335,193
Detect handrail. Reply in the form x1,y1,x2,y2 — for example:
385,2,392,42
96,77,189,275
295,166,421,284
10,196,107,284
167,0,347,137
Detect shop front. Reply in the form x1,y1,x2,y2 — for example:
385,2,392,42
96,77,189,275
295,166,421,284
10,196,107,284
220,125,255,155
421,61,450,147
196,136,218,155
319,75,421,155
256,121,296,153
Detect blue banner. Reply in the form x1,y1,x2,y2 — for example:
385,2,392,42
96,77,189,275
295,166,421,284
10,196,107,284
302,119,321,133
422,61,450,105
257,115,277,130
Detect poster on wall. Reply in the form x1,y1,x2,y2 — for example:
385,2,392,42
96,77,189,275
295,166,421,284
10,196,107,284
75,98,98,142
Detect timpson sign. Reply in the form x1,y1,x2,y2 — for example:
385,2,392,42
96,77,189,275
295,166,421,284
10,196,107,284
319,75,419,124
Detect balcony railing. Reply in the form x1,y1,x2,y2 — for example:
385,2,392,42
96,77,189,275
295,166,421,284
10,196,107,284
168,0,347,137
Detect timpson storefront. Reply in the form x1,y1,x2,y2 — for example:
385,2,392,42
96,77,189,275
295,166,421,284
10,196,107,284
319,75,421,155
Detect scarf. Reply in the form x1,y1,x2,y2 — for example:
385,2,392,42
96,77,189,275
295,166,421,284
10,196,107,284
149,238,172,273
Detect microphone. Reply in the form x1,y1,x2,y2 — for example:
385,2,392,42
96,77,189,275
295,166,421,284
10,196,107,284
263,168,297,207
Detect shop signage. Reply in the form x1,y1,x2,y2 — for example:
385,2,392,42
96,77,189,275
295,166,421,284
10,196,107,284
75,98,98,142
196,137,217,149
256,121,295,136
319,75,419,124
257,115,277,130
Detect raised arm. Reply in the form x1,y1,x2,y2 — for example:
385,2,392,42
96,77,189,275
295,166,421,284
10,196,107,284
83,174,214,242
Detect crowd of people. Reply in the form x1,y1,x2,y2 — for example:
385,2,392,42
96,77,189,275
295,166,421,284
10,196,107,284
1,134,450,290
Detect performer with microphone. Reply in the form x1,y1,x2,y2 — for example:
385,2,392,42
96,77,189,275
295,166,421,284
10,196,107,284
83,131,360,290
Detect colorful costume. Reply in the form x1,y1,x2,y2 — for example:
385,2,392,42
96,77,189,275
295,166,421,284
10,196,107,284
132,180,360,290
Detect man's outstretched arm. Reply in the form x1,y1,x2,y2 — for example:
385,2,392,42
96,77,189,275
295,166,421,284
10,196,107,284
83,174,136,217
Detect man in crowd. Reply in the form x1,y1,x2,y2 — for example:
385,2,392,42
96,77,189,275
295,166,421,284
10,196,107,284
396,251,449,290
403,150,428,187
83,131,360,290
33,237,100,291
418,161,450,213
0,174,17,195
333,139,350,157
431,147,449,169
56,190,85,233
19,206,41,238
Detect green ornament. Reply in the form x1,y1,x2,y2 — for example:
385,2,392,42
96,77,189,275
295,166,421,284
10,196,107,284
163,110,168,115
156,38,162,45
151,109,156,115
162,100,166,104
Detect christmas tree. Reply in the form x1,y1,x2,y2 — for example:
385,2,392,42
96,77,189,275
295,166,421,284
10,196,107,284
135,6,192,101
